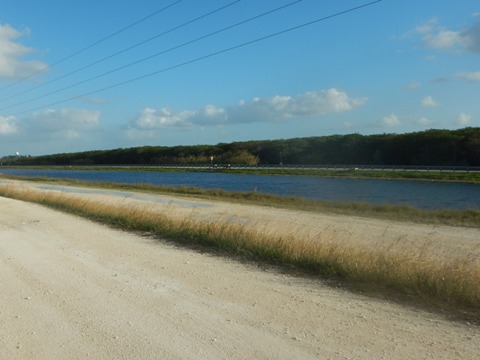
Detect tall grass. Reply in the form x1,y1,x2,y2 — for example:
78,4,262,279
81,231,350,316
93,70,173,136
1,174,480,228
0,183,479,321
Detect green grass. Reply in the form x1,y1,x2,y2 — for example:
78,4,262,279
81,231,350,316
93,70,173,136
2,164,480,183
1,179,480,322
222,167,480,183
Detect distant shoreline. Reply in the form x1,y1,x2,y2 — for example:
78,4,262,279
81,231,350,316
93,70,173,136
2,164,480,184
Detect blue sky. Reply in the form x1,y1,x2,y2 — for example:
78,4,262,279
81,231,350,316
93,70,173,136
0,0,479,156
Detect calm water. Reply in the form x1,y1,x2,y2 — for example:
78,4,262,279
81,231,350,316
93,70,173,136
1,168,479,211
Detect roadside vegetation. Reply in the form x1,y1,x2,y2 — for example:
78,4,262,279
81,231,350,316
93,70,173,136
2,174,480,227
3,165,480,183
0,178,479,322
227,167,480,183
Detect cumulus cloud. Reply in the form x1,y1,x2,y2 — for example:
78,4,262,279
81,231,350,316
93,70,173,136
0,115,17,135
131,89,367,130
456,71,480,81
381,114,400,127
133,107,195,129
0,108,100,138
0,24,47,78
424,29,466,50
25,108,100,139
229,89,367,123
421,96,439,107
417,117,432,127
457,112,472,126
189,105,227,125
410,18,480,54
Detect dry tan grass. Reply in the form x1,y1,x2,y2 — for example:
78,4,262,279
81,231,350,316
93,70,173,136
1,183,479,319
2,173,480,228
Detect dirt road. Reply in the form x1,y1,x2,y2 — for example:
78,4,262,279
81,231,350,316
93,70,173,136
1,181,479,359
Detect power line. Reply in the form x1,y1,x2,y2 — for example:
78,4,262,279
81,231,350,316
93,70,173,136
0,0,242,104
0,0,182,92
11,0,382,117
2,0,301,112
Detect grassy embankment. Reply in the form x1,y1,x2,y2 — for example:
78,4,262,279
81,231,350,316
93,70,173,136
3,164,480,183
0,175,479,321
2,174,479,228
209,167,480,183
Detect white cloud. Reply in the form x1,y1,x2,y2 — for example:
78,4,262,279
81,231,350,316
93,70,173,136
133,107,195,129
381,113,400,127
456,71,480,81
421,96,439,107
0,24,47,78
409,18,480,54
457,112,472,126
424,29,466,50
0,115,17,134
0,109,102,155
28,108,100,132
294,89,367,114
226,95,295,124
131,89,367,130
413,18,438,35
417,117,432,127
190,105,227,125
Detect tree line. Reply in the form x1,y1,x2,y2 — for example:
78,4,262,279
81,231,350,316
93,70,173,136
4,127,480,166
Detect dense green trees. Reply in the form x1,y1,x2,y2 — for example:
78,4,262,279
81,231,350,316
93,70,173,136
4,127,480,166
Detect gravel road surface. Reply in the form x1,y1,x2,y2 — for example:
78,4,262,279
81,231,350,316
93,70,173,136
0,181,479,359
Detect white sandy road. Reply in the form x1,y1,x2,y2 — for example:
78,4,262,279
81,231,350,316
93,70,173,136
0,181,480,359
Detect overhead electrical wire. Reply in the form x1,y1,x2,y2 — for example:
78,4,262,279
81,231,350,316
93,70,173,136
1,0,301,112
0,0,242,104
9,0,382,117
0,0,182,92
